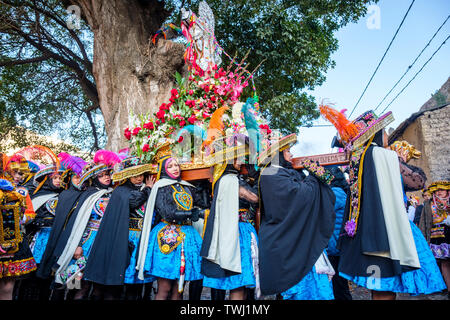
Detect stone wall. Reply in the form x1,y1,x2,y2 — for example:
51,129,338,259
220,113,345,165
418,104,450,182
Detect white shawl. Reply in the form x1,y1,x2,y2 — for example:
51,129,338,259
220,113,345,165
54,188,112,284
31,193,58,212
136,178,194,280
205,174,241,273
370,147,420,269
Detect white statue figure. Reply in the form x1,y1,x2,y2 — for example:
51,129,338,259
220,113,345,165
181,1,222,71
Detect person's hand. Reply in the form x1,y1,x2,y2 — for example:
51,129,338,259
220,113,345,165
146,175,156,188
73,246,83,260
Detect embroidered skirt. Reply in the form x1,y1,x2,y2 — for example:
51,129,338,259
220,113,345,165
29,227,52,264
202,222,258,290
340,221,447,295
125,228,155,284
143,221,203,281
1,237,37,279
55,220,100,283
429,223,450,260
281,264,334,300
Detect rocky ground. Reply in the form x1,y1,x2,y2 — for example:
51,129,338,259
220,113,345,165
180,282,449,300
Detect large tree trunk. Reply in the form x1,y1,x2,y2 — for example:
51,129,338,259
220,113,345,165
71,0,185,151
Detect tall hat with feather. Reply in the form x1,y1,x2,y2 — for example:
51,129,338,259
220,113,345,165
78,150,124,187
58,152,88,189
319,104,394,151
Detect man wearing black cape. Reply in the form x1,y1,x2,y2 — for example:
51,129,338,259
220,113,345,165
257,134,336,299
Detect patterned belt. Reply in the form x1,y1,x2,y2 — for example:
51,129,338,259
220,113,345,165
129,217,143,231
239,208,254,225
161,219,192,226
86,220,101,231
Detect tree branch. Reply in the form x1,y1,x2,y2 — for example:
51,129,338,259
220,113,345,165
0,55,50,66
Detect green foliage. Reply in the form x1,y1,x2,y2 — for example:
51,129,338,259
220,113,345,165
0,0,377,152
165,0,378,134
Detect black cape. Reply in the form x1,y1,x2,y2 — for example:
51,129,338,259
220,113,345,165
37,186,101,277
83,182,150,285
337,146,418,278
35,184,84,279
258,165,336,295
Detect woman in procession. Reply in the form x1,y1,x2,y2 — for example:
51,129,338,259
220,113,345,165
0,153,37,300
82,155,156,300
136,145,209,300
52,150,121,300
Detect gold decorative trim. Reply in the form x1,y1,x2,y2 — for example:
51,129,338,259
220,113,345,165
112,163,154,183
351,113,394,149
257,133,298,166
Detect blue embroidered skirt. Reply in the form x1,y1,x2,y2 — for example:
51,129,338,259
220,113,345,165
125,229,155,284
143,221,203,281
30,227,52,264
340,221,447,295
281,264,334,300
202,222,258,290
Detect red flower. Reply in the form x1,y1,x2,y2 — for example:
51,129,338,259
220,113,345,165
156,110,166,120
170,88,178,96
214,72,219,79
202,111,210,119
203,86,210,93
179,120,186,127
142,144,150,152
143,122,154,130
124,128,131,140
178,136,184,143
155,120,160,126
188,115,197,125
159,103,167,110
132,127,141,136
189,90,194,95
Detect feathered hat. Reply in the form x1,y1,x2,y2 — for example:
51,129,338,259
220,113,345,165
58,152,88,189
320,105,394,150
78,150,122,187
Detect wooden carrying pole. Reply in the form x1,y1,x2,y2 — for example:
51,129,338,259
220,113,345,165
292,152,350,169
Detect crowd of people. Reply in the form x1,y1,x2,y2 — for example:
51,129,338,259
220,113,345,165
0,107,449,302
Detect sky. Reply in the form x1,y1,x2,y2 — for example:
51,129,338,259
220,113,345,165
291,0,450,157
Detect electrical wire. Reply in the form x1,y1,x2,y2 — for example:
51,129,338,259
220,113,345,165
380,33,450,114
374,14,450,111
348,0,416,118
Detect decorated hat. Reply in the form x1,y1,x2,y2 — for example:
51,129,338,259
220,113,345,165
390,140,421,163
427,180,450,194
112,156,153,183
320,105,394,150
257,133,298,167
78,150,122,187
58,152,88,189
5,154,30,175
